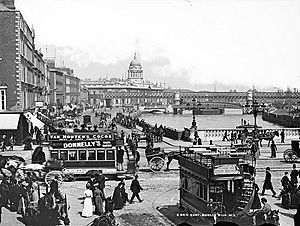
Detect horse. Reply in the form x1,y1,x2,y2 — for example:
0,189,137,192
258,131,279,147
166,151,181,171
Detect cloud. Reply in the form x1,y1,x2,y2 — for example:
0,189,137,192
15,0,300,89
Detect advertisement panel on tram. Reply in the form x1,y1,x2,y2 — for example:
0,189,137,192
48,132,136,179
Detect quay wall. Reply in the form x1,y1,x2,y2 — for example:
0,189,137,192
262,112,300,127
133,112,300,142
138,118,300,142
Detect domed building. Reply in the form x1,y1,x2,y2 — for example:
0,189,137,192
127,52,144,84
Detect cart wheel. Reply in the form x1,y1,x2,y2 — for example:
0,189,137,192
149,157,165,172
283,149,298,162
45,171,63,186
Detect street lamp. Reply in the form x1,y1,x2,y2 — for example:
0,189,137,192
252,99,259,129
191,98,197,129
251,98,261,167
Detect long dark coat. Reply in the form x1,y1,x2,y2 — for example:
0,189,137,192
130,178,142,194
263,171,273,190
251,183,262,209
112,185,124,210
291,169,298,185
117,148,124,164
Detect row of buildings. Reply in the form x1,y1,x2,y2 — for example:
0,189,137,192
0,0,80,112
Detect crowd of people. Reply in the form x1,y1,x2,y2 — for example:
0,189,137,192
259,164,300,213
0,172,40,223
81,172,144,221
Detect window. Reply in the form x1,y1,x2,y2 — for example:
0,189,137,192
69,150,77,160
204,185,208,201
183,176,188,190
51,151,59,160
60,150,68,160
66,86,70,93
106,149,115,160
88,150,96,160
199,183,203,198
0,90,5,111
97,150,105,160
79,150,87,160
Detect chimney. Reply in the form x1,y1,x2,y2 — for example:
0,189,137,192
4,0,15,10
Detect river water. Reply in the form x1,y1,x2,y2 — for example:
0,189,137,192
140,113,283,130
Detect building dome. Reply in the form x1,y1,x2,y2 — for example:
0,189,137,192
129,52,141,67
130,59,141,67
127,52,144,83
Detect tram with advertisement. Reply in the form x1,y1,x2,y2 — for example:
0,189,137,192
45,131,137,180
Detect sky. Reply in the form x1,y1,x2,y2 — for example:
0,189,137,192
15,0,300,91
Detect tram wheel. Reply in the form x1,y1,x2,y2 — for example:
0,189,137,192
149,157,165,172
45,171,64,186
283,149,298,162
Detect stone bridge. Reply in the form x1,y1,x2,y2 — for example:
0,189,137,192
88,89,300,107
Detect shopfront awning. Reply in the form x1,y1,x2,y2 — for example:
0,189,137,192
211,175,244,181
0,114,20,130
24,112,44,130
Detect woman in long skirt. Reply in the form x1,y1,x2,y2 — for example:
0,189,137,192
31,179,39,205
82,184,93,217
251,182,262,209
94,186,105,215
112,182,124,210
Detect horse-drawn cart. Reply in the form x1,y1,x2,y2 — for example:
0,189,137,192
145,147,166,172
283,139,300,162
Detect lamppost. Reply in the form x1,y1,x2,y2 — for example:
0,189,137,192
252,99,259,129
191,98,197,129
251,98,260,167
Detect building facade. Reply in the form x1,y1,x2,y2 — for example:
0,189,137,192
46,58,80,107
0,0,50,111
83,53,166,107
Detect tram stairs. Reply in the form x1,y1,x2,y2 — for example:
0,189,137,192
236,174,254,213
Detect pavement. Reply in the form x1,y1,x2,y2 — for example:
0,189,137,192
0,108,299,226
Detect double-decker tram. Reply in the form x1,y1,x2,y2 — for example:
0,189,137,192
46,131,137,180
177,147,268,225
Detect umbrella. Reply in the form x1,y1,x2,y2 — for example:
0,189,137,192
85,170,103,177
18,163,45,171
0,168,12,177
1,155,25,162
